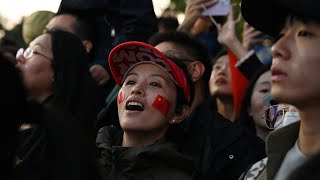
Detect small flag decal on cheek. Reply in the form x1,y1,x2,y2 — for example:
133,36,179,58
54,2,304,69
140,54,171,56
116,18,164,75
152,94,171,116
118,92,124,104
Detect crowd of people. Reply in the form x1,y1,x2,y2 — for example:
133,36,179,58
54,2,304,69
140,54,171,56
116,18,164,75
1,0,320,179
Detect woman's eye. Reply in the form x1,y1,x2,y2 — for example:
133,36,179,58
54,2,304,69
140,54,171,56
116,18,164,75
150,82,161,87
298,30,313,37
125,80,135,85
33,51,41,55
213,65,221,70
31,47,41,53
259,89,270,94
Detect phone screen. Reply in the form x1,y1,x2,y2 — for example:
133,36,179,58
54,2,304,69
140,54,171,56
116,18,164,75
202,0,230,16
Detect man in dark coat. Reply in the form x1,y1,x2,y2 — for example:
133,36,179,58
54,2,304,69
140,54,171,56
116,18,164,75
57,0,158,80
57,0,158,130
149,31,266,180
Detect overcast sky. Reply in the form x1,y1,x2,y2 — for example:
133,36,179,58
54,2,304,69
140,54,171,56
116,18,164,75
0,0,170,30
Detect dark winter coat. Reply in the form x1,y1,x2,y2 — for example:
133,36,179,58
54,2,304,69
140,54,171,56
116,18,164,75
177,100,266,180
14,30,100,180
239,121,300,180
96,126,194,180
58,0,158,67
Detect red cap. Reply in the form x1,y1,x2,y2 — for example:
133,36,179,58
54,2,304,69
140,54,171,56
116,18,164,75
108,41,190,104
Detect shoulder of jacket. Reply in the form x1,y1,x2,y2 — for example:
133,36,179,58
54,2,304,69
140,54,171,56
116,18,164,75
96,126,122,145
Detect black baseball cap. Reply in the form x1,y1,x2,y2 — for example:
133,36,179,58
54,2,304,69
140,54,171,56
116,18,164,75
241,0,320,38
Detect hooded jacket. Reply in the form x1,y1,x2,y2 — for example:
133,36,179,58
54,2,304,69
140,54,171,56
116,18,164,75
96,126,194,180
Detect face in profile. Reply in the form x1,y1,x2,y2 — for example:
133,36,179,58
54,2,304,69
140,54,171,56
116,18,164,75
249,71,271,129
117,63,179,133
16,34,54,102
209,55,232,97
271,17,320,107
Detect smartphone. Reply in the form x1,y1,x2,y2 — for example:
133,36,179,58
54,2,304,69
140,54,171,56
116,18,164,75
202,0,230,16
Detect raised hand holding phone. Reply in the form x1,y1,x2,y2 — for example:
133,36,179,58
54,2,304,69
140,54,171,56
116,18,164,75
216,4,247,59
202,0,231,16
178,0,218,32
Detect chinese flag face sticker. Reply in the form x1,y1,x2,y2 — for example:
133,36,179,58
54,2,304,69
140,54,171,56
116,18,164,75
118,91,124,104
152,94,171,116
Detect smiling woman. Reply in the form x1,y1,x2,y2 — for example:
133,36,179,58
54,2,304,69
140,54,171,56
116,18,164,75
96,41,195,180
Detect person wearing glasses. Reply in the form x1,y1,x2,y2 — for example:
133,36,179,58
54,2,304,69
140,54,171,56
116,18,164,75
239,0,320,179
14,29,100,180
263,104,299,130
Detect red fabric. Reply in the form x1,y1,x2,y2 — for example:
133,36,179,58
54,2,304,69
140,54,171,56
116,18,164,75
117,91,124,104
228,51,249,116
152,94,171,116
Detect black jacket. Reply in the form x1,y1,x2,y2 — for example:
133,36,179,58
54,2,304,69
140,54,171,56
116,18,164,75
177,100,266,180
14,30,100,180
58,0,158,67
96,126,194,180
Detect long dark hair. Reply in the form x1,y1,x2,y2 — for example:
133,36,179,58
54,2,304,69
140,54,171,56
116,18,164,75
0,52,26,179
237,64,271,134
49,29,99,132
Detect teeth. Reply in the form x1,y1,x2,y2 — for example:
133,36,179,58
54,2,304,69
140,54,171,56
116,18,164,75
126,101,144,111
128,102,142,107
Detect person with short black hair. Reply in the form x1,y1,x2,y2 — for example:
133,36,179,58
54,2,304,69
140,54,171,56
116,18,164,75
45,12,109,87
239,0,320,179
158,17,179,32
149,31,266,180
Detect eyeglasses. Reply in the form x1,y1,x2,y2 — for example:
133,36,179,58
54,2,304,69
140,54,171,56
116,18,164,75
263,105,297,130
16,47,52,61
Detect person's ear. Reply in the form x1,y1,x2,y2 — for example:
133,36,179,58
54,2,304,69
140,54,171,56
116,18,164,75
82,40,93,53
188,61,205,83
170,105,190,124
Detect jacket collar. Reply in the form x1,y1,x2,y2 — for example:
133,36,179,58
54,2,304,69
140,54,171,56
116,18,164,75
266,121,300,180
186,100,248,150
96,126,194,172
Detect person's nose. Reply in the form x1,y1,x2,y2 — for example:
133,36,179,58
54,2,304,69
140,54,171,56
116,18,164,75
271,35,291,61
217,65,228,76
131,82,145,96
16,48,26,65
16,56,27,66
